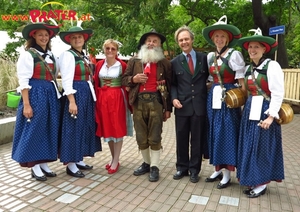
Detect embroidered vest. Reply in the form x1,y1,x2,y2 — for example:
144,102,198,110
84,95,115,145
209,49,235,84
68,50,90,81
245,59,271,96
28,50,56,81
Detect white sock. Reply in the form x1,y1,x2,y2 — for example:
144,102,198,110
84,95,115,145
32,164,43,176
68,162,79,173
40,163,52,172
210,170,222,178
76,161,86,166
220,169,230,184
141,148,151,164
150,149,160,168
252,185,267,194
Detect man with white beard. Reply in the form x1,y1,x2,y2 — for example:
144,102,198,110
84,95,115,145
122,30,172,182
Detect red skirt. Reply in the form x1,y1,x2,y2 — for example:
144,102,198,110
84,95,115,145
95,86,126,138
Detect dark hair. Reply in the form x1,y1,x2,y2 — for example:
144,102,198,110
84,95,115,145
24,29,52,51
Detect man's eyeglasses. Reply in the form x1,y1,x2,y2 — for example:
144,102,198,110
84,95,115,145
105,47,117,51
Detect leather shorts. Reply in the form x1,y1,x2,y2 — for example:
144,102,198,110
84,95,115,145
138,92,157,102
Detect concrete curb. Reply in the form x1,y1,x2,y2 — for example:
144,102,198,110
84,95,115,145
0,116,16,145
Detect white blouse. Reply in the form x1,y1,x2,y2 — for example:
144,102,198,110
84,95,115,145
99,60,121,79
58,51,77,96
17,48,58,92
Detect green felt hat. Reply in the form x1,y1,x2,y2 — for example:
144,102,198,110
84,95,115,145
237,28,278,54
59,26,93,45
202,15,241,48
22,23,59,40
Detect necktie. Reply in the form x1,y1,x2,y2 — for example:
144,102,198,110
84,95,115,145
187,53,194,75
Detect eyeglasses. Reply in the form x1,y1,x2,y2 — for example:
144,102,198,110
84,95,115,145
105,47,117,51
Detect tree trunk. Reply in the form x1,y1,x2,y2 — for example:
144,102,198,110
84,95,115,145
251,0,289,68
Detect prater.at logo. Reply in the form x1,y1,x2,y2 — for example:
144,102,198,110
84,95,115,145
1,1,91,22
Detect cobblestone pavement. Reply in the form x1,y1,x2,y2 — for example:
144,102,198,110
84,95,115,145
0,115,300,212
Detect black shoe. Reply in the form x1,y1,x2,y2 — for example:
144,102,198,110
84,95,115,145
217,179,231,189
243,188,253,195
31,169,47,181
41,168,57,177
173,170,189,180
66,167,85,178
190,173,200,183
205,172,223,182
133,162,150,176
149,166,159,182
247,187,267,198
76,164,93,170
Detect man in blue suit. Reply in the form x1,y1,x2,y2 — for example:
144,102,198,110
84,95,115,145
171,26,209,183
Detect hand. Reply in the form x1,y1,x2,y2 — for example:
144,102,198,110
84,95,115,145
258,116,274,129
173,99,182,109
133,73,148,84
23,104,33,119
163,111,171,122
69,102,78,116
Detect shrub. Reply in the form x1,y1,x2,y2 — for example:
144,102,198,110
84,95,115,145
0,59,19,109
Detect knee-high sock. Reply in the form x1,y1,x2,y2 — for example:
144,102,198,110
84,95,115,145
141,148,151,164
68,162,79,173
252,184,267,194
210,169,222,178
76,161,86,166
40,163,52,172
220,169,231,184
32,164,43,176
150,149,160,168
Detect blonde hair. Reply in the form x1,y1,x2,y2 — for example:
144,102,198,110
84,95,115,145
211,30,230,46
174,25,194,43
102,39,119,51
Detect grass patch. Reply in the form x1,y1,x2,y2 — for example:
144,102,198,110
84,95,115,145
0,59,19,109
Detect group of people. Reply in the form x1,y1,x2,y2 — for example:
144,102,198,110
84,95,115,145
12,23,102,181
170,15,284,198
11,14,285,199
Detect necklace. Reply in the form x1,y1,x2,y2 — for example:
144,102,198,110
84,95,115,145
106,59,116,68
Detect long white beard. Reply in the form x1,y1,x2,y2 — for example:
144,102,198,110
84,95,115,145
138,45,165,63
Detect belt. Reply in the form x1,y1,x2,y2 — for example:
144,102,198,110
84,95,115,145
138,92,158,102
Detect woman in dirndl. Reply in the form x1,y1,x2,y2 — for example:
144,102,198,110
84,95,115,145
59,25,101,178
202,15,246,189
94,39,133,174
12,22,61,181
236,28,284,198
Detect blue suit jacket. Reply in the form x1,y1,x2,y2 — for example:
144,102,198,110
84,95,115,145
171,51,209,116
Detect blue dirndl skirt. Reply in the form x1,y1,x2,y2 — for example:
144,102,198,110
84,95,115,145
207,83,242,167
12,79,60,166
59,81,101,163
237,96,284,187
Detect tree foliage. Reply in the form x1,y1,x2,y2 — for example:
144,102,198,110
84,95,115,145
0,0,299,66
